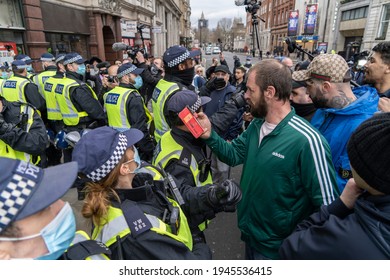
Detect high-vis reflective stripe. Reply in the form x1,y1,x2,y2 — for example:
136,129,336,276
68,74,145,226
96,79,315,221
0,104,38,164
139,164,164,181
55,78,90,126
67,231,110,260
104,87,152,132
153,131,213,187
151,80,179,142
0,76,29,103
92,203,192,250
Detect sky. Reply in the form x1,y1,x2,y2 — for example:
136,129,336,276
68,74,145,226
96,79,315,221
190,0,247,29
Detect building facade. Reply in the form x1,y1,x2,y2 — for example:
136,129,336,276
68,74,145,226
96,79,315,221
0,0,188,66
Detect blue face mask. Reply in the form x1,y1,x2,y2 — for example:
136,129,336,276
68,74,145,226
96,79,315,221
0,202,76,260
27,66,34,73
134,75,143,89
123,147,142,174
1,72,7,79
76,64,86,76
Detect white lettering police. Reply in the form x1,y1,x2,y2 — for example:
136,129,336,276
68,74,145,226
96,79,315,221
16,161,40,179
106,93,120,105
133,219,147,232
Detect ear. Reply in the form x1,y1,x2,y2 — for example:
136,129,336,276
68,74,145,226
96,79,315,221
119,163,129,176
177,63,186,71
265,86,276,99
322,81,332,91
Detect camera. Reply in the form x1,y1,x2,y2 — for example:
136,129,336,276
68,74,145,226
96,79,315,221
128,46,147,61
107,75,117,83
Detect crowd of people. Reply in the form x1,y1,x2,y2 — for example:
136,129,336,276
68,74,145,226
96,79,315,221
0,40,390,260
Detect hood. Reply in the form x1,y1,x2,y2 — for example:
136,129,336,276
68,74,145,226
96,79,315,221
322,86,379,116
355,195,390,258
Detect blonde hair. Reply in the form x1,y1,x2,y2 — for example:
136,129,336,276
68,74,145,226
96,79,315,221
81,154,129,226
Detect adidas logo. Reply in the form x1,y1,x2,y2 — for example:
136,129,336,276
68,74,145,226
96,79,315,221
272,152,285,159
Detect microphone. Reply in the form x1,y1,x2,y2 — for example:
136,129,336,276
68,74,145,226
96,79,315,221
112,42,131,52
285,38,296,53
235,0,252,6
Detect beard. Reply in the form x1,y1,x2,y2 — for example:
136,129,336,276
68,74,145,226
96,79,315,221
250,92,268,118
309,85,329,108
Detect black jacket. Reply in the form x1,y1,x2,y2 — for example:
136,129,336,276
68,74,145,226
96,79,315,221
279,194,390,259
0,97,47,156
119,83,154,162
66,71,106,128
109,173,212,260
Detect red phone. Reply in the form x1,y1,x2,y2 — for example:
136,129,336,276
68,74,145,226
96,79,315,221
178,106,205,138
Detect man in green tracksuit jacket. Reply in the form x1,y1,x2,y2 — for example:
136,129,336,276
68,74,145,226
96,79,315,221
198,60,339,259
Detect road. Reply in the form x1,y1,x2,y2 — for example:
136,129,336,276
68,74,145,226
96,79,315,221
62,51,248,260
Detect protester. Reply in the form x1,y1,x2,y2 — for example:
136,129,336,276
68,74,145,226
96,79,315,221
197,59,338,259
280,113,390,260
293,54,379,191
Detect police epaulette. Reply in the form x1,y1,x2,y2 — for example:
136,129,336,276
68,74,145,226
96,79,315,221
63,240,111,260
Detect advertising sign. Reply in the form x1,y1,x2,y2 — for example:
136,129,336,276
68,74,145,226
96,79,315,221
304,4,318,35
287,11,299,36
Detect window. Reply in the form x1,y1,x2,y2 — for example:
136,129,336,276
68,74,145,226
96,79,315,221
377,4,390,40
341,6,368,21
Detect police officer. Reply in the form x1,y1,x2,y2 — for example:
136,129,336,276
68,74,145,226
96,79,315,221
152,45,247,143
72,126,242,259
33,53,57,101
55,52,106,162
14,54,35,78
0,95,47,164
104,63,154,162
0,60,46,114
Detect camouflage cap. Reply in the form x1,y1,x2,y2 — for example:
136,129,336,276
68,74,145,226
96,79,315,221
292,54,351,83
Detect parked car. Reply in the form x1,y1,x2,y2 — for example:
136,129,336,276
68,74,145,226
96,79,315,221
212,47,221,54
205,47,212,55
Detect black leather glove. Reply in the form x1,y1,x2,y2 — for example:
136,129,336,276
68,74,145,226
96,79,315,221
207,179,242,212
205,77,217,92
214,78,227,90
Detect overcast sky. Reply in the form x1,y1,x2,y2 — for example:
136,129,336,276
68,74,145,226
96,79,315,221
190,0,247,29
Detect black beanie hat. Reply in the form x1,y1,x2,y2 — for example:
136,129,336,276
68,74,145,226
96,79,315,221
347,113,390,194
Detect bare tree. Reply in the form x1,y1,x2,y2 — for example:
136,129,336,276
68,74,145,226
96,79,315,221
214,18,233,50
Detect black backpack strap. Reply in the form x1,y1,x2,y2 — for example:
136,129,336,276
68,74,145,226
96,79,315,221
120,200,153,238
63,240,111,260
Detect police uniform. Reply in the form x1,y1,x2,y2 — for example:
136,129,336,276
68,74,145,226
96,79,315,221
0,60,46,113
151,45,201,143
0,96,47,164
71,127,227,259
33,53,57,101
104,63,154,162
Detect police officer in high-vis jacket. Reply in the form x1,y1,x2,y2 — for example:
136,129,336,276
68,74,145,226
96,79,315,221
33,53,57,102
0,96,47,164
151,45,201,143
14,54,35,79
72,126,242,260
0,60,46,114
55,52,106,162
104,63,154,162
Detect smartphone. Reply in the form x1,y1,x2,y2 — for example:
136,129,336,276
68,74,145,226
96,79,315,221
178,106,205,138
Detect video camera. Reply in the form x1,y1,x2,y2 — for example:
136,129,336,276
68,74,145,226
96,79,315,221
235,0,261,14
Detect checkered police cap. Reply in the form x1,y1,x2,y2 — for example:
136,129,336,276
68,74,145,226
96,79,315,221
55,53,66,64
167,89,211,113
15,54,33,64
293,54,352,83
163,45,201,68
63,53,84,65
72,126,144,182
117,63,144,79
0,159,78,233
12,60,29,70
40,53,54,62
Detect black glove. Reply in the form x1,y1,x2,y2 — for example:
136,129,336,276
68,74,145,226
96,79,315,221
231,90,247,108
205,77,217,92
207,179,242,212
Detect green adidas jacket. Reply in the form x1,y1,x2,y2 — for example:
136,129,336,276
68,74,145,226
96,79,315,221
205,110,339,259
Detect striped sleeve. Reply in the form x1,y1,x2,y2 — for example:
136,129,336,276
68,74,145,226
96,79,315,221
288,116,337,205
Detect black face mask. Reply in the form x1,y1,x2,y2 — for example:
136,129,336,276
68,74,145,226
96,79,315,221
170,66,195,87
290,101,317,118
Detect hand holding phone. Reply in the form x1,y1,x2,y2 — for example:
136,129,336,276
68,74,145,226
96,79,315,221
178,106,205,138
